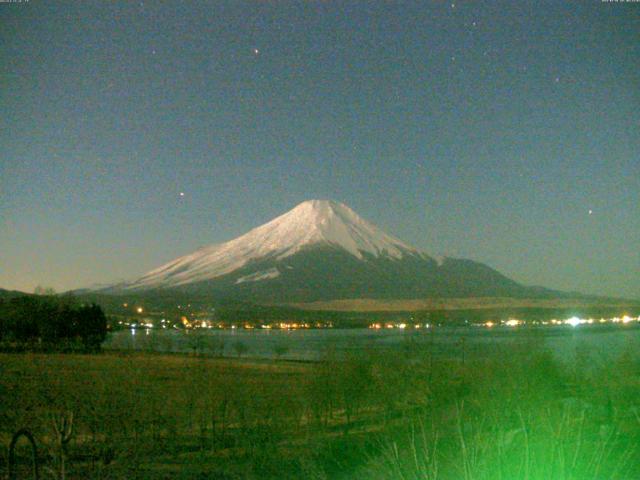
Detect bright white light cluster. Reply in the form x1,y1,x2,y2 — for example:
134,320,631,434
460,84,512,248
562,315,638,327
474,315,640,328
565,316,585,327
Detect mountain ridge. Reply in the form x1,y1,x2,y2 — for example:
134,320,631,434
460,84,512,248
95,199,571,302
124,199,428,291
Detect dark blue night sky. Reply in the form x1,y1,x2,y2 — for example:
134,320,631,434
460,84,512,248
1,1,638,298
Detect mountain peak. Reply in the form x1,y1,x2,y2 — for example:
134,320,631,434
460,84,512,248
288,199,351,221
295,199,339,208
125,200,423,290
285,199,361,225
262,199,417,259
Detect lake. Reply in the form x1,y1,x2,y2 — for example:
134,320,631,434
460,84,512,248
104,323,640,366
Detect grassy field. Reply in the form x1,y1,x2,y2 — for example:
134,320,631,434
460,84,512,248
2,337,640,479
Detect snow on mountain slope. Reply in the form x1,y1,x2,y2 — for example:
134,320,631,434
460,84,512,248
125,200,426,290
235,267,281,284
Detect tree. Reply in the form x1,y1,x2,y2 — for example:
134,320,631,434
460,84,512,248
34,286,57,296
232,340,249,358
75,304,108,351
272,342,289,360
0,295,107,352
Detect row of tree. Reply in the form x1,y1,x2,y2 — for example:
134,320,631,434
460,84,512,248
0,294,107,352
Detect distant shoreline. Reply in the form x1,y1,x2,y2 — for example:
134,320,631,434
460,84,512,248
287,297,640,312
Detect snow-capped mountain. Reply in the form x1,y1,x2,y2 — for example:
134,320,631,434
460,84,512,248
126,200,425,290
102,199,555,302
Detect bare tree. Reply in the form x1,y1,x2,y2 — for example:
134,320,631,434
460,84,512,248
233,340,249,358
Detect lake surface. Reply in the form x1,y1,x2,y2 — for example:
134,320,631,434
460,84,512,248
104,323,640,365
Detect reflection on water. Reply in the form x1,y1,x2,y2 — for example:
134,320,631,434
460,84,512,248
104,323,640,364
